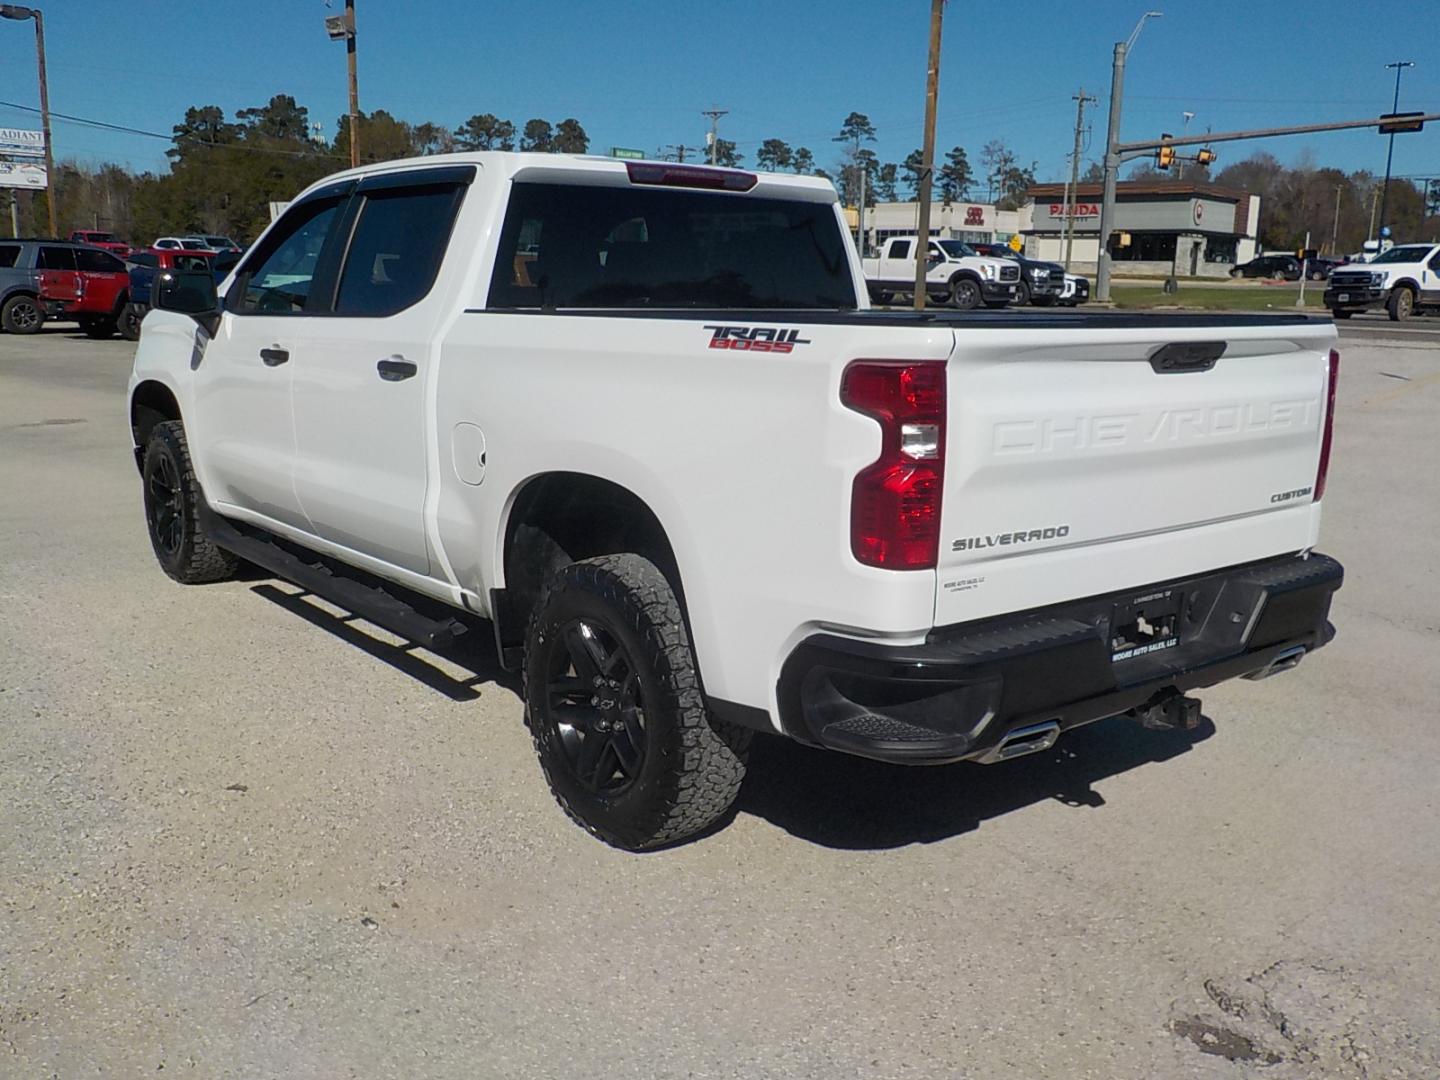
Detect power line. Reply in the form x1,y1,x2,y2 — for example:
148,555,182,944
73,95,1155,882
0,98,347,160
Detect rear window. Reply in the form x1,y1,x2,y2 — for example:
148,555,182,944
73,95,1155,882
0,244,18,268
37,246,76,270
488,181,855,309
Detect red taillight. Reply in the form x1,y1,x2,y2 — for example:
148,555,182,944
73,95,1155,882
1314,348,1339,501
841,360,947,569
624,161,758,192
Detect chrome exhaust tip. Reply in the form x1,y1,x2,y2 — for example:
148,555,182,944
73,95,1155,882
1243,645,1306,681
976,719,1061,765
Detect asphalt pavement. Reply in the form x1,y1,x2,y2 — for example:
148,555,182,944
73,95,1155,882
2,321,1438,1079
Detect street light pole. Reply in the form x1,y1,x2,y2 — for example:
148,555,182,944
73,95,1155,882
1377,60,1413,238
1,4,55,237
1095,10,1160,303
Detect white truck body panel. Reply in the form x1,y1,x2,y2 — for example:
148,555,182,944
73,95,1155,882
129,152,1338,732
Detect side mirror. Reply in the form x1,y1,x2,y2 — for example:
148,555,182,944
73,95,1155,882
153,269,220,334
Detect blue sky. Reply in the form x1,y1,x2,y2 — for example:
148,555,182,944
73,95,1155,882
1,0,1436,186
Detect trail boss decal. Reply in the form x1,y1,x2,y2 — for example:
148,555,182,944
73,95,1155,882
703,325,812,353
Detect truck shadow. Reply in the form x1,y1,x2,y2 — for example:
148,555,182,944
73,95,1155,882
734,715,1215,850
249,581,519,701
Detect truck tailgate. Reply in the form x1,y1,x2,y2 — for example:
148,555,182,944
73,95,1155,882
935,322,1336,626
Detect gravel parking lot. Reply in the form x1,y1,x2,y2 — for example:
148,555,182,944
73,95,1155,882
2,319,1437,1079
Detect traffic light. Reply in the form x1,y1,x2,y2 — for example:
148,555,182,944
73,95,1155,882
1196,147,1217,166
1157,135,1175,170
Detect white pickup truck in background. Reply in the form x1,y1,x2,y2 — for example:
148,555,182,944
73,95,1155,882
861,235,1020,308
129,153,1344,849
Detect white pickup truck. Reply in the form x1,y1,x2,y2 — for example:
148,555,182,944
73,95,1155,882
861,235,1020,308
129,153,1344,850
1324,242,1440,321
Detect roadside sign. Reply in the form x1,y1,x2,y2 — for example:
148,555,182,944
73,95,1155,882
1008,233,1023,252
611,147,645,160
0,160,46,189
1378,112,1425,134
0,127,45,158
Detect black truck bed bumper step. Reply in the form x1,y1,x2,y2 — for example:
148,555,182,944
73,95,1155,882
777,552,1343,766
199,504,468,651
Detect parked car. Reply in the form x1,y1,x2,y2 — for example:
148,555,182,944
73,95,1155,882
969,243,1067,305
861,236,1019,308
1324,242,1440,321
129,152,1344,849
0,239,130,336
153,236,214,252
68,229,130,258
1230,255,1304,281
192,234,242,253
121,248,217,340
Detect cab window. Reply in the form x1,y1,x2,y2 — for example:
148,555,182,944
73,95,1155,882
230,197,346,315
75,248,125,273
333,184,464,316
889,240,911,260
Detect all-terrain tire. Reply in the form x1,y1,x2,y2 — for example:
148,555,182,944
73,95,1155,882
1387,285,1414,322
142,420,239,584
1,293,43,335
524,554,750,850
1014,280,1032,307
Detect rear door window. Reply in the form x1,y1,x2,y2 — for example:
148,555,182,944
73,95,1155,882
37,246,77,270
126,252,158,269
333,184,464,316
0,244,19,268
488,181,856,309
889,239,911,260
76,248,125,273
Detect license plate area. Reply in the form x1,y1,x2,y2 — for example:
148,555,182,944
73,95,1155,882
1338,293,1350,302
1110,588,1183,662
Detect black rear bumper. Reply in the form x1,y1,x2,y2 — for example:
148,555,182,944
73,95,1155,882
777,552,1343,765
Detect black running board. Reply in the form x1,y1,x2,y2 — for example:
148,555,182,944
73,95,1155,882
199,503,468,652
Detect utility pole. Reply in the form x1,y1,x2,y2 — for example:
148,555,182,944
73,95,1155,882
346,0,359,168
1368,185,1380,243
663,144,694,163
1378,60,1413,237
1330,184,1343,254
1064,88,1097,271
324,1,360,166
1096,11,1162,302
0,4,55,236
912,0,944,311
701,107,728,166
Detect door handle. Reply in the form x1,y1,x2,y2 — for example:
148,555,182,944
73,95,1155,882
377,356,418,382
260,346,289,367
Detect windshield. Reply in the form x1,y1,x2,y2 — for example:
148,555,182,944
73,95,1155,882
205,236,234,247
1368,245,1431,265
84,231,116,242
936,240,977,259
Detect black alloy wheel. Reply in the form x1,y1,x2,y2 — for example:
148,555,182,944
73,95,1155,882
950,277,981,309
146,451,184,559
539,617,647,795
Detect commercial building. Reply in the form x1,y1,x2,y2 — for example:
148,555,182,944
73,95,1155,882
1023,180,1261,278
844,200,1023,254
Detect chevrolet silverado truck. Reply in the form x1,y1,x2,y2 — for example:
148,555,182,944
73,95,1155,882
129,153,1344,849
1325,242,1440,321
861,236,1019,308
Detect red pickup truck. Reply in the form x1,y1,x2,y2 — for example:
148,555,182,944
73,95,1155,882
38,243,130,338
68,230,130,258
